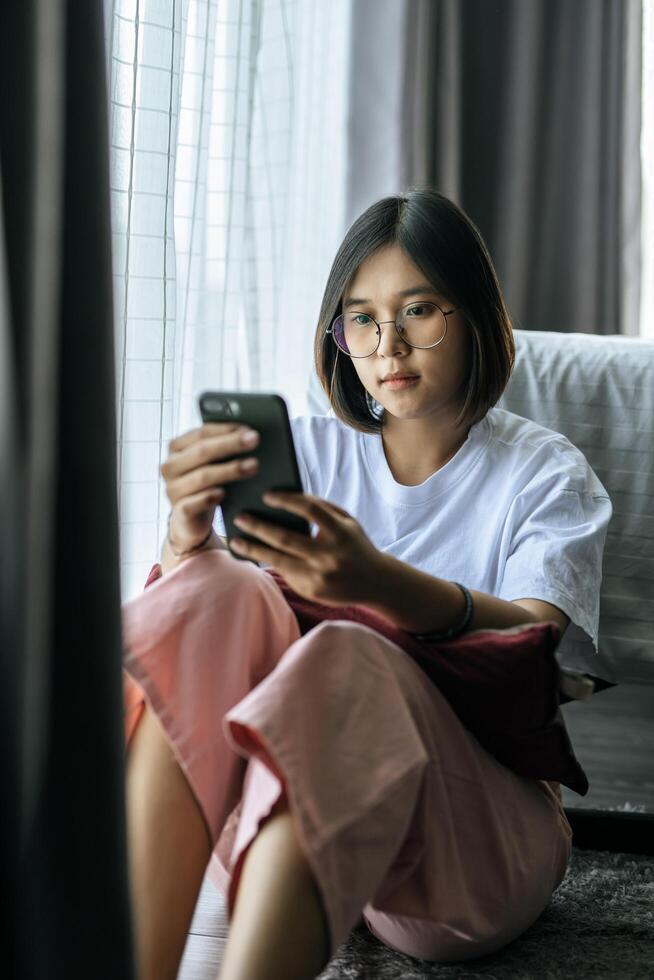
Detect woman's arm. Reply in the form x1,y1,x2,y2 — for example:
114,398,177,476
223,491,569,634
365,552,570,635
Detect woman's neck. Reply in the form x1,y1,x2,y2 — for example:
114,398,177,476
381,418,471,486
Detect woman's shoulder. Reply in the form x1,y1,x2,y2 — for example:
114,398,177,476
488,405,577,452
289,413,362,481
485,407,610,499
290,412,361,449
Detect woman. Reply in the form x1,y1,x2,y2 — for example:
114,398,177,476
122,189,611,980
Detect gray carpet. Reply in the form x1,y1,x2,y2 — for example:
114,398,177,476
319,849,654,980
180,848,653,979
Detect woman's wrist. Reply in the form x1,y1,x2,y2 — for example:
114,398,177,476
410,582,474,641
363,552,472,636
161,518,222,573
167,522,214,558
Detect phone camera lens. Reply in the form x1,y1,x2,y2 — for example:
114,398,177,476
207,397,227,414
227,400,241,416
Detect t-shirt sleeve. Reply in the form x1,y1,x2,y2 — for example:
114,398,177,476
498,478,613,656
289,415,314,495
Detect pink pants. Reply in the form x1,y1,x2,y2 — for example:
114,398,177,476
122,548,571,964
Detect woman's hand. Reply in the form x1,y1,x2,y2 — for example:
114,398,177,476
230,492,383,606
160,422,261,554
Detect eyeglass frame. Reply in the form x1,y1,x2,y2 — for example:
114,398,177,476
325,301,460,358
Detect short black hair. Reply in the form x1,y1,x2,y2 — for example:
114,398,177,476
313,187,515,433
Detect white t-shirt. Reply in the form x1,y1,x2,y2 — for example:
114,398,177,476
288,406,613,674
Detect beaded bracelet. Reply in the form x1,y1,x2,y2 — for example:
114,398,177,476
166,514,214,559
410,581,474,642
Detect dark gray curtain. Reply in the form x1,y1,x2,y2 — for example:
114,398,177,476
349,0,643,337
0,1,135,976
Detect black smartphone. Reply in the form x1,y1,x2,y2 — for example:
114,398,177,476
198,390,311,560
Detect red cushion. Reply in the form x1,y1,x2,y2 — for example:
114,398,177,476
143,562,587,795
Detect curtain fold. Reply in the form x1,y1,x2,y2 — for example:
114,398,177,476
420,0,642,335
1,1,135,976
640,0,654,339
349,0,643,337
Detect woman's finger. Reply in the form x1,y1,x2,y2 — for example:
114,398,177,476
229,535,301,576
174,486,225,519
261,492,343,534
310,497,353,520
232,512,314,560
166,456,259,504
162,426,258,480
168,422,242,454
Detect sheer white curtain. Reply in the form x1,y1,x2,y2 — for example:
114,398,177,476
641,0,654,339
107,0,351,600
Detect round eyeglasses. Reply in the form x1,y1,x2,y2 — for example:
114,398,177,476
326,301,459,358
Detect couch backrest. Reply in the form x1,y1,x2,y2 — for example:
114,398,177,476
497,330,654,685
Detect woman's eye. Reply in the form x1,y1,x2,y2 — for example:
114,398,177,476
407,304,427,316
354,314,372,325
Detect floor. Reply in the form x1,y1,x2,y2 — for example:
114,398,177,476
560,682,654,811
179,883,229,980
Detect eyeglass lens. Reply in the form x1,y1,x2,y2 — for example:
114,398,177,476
331,303,446,357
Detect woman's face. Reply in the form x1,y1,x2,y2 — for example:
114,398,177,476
342,243,471,427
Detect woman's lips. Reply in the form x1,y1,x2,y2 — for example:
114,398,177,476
381,376,420,390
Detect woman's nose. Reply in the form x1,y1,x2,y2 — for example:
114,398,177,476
376,320,409,356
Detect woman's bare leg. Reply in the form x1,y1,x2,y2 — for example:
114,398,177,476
219,800,330,980
126,702,212,980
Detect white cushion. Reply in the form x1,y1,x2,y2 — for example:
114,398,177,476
498,330,654,684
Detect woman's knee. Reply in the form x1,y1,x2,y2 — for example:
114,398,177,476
290,620,407,686
191,548,267,595
300,619,393,658
269,620,412,716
